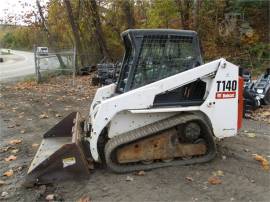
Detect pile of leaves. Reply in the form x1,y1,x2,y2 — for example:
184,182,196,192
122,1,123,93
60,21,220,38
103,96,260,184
251,106,270,124
11,75,97,100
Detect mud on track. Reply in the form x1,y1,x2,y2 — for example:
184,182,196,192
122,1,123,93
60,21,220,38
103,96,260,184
0,76,270,202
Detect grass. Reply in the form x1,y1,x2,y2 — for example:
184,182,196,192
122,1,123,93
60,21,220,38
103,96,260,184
37,69,73,83
23,75,36,82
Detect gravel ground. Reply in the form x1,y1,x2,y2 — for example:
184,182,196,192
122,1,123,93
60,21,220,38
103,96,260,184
0,76,270,202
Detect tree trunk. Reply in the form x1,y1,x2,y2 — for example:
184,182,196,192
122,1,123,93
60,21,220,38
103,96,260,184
175,0,192,30
84,0,112,61
193,0,198,30
36,0,66,68
192,0,203,31
121,0,135,29
64,0,85,68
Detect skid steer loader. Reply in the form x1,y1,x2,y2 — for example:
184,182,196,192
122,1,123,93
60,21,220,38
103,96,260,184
25,29,243,185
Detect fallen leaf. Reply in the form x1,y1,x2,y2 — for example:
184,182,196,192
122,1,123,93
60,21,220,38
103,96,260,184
9,139,22,145
11,149,19,154
135,170,145,176
202,185,208,190
246,132,256,138
126,176,134,181
185,176,194,182
20,130,25,134
0,146,11,152
7,125,15,128
0,180,5,186
27,118,32,121
46,194,54,201
13,166,23,172
1,191,8,197
3,169,14,177
4,155,17,162
253,154,269,170
208,176,222,185
32,143,39,148
212,170,224,176
261,111,270,116
38,185,47,195
77,195,91,202
39,113,48,119
55,113,62,118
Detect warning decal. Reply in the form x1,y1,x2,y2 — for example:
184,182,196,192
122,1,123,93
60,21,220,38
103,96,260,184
216,91,236,99
62,157,76,168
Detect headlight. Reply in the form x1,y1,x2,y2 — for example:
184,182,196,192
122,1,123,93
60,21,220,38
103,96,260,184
257,89,263,94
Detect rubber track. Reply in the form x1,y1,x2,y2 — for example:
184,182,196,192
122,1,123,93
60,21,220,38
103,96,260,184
105,113,217,173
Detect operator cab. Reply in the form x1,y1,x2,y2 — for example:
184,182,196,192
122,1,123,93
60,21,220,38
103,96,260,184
116,29,205,106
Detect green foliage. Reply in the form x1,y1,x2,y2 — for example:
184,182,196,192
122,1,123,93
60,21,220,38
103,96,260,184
249,43,270,61
2,32,16,48
247,42,270,74
0,0,268,73
146,0,178,28
47,0,72,49
0,25,45,50
23,75,36,82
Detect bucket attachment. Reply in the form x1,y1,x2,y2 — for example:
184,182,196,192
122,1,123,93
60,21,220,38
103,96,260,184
24,112,93,186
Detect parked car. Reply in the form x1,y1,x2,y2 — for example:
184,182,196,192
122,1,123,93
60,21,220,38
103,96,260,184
37,47,49,56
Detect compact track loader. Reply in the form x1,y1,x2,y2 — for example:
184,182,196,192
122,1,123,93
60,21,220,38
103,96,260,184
25,29,243,185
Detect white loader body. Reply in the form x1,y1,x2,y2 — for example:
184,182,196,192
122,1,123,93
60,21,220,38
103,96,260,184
89,58,240,161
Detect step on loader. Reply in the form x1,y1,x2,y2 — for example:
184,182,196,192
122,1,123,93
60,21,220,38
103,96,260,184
25,29,243,186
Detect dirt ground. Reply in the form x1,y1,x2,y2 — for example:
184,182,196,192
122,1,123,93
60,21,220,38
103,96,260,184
0,75,270,202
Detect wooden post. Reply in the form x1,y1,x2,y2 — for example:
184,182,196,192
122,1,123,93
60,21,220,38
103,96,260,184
33,44,40,83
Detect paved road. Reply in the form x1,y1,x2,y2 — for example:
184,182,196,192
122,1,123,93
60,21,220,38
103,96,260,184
0,49,35,81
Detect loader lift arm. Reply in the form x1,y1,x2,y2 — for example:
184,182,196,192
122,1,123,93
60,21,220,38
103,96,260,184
89,58,238,162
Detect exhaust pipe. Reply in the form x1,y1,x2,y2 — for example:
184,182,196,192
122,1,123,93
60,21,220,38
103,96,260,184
24,112,93,187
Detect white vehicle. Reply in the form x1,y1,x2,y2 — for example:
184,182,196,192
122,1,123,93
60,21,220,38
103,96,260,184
36,47,48,56
25,29,243,186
